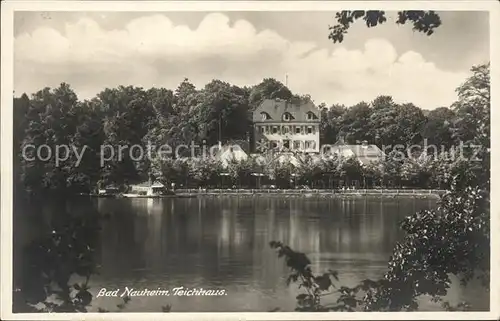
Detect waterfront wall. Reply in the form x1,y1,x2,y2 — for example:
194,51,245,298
175,188,447,198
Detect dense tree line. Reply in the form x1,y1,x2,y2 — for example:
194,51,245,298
14,64,489,197
149,150,464,190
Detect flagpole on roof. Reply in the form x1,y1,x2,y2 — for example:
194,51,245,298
219,113,222,146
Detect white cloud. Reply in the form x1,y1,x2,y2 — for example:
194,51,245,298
14,13,469,109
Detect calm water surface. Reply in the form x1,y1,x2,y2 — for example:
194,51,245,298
14,196,488,312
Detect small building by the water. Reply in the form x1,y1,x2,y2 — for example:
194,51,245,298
129,181,166,196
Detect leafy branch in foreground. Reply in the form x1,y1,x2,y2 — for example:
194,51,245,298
269,241,348,311
329,10,442,43
270,147,489,312
14,206,172,313
15,211,103,312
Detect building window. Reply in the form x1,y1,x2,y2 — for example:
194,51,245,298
307,112,315,120
295,126,301,134
305,141,316,150
293,140,301,150
259,126,264,133
261,112,270,121
272,126,278,134
283,126,290,134
282,112,292,121
307,126,313,134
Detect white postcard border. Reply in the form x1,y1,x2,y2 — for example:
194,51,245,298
1,1,499,320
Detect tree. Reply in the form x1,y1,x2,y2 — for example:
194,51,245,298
380,150,404,187
226,157,258,188
368,96,426,147
320,104,346,144
13,93,30,148
363,161,383,187
65,99,104,192
97,86,155,185
14,93,31,193
173,78,198,113
400,156,432,188
267,158,296,189
329,11,442,43
188,157,224,187
338,156,363,186
451,63,490,148
295,154,324,188
20,84,82,196
248,78,293,109
193,80,250,146
340,102,372,143
421,107,456,149
393,103,427,146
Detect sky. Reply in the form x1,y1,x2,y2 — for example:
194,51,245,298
13,10,490,110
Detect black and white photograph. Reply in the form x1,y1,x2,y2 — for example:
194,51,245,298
1,1,498,320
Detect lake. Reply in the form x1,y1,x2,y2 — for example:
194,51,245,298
13,196,489,312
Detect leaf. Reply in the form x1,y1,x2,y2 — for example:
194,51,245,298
76,289,92,306
296,294,308,300
315,274,332,291
328,269,339,281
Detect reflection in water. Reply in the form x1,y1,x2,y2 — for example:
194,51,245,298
14,196,488,312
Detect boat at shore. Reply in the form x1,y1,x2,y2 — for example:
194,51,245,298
84,192,195,199
121,193,193,198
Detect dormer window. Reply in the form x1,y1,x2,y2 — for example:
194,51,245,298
282,112,292,121
261,112,271,121
307,112,315,120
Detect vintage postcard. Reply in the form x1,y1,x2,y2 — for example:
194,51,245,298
1,1,499,320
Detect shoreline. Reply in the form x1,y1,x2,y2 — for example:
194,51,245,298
85,189,446,200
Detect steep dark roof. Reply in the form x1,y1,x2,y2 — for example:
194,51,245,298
253,99,320,123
